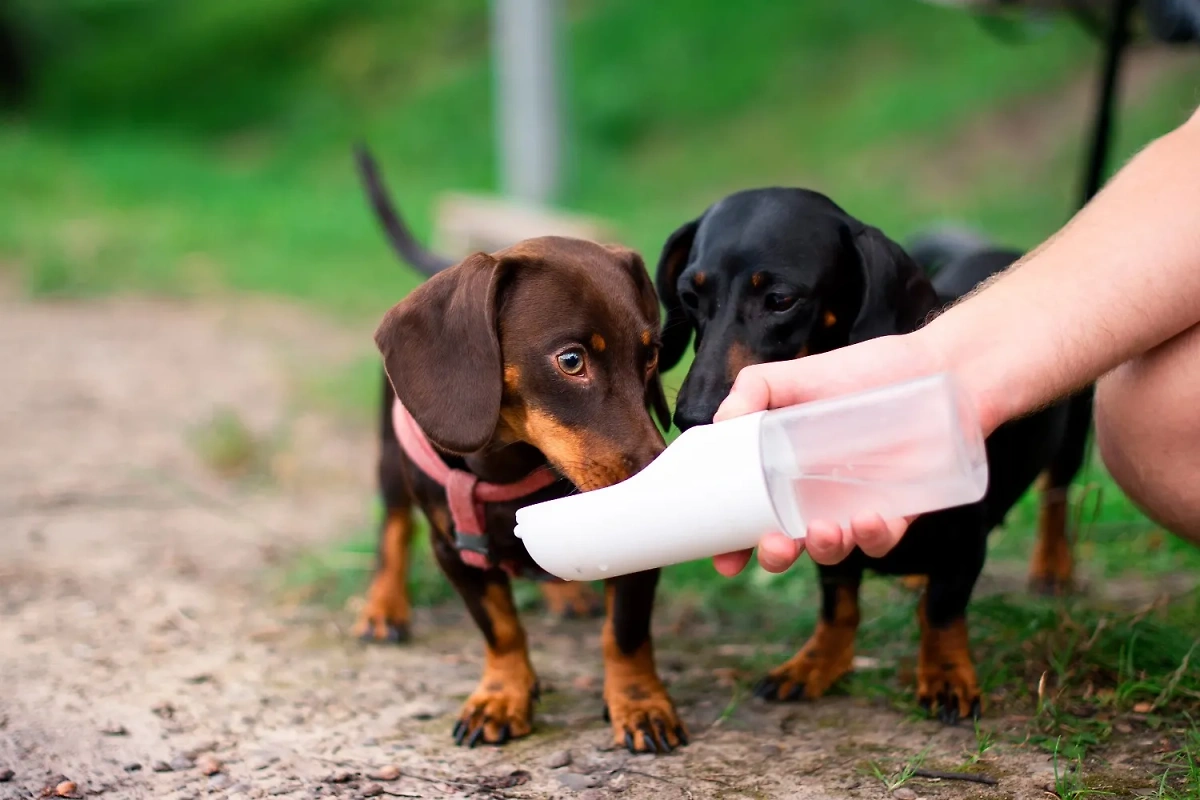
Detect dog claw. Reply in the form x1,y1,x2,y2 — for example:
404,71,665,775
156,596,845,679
467,725,485,748
753,678,776,699
654,720,673,752
498,724,511,745
969,698,983,720
675,725,690,746
453,720,467,744
639,722,658,754
783,683,804,702
624,731,635,752
602,704,610,722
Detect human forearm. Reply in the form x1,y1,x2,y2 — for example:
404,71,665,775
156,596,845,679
920,107,1200,431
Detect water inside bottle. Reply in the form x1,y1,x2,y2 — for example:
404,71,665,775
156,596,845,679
785,458,989,528
760,374,988,535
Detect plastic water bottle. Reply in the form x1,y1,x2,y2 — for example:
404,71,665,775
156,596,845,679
515,373,987,581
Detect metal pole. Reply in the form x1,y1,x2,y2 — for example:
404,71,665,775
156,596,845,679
1079,0,1137,207
491,0,562,206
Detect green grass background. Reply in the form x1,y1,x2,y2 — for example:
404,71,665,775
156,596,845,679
3,1,1200,781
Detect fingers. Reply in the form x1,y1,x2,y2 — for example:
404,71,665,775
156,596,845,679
714,517,910,575
804,521,857,565
853,514,912,558
756,532,804,573
713,548,753,577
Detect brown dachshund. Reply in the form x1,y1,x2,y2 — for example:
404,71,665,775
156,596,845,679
351,148,687,753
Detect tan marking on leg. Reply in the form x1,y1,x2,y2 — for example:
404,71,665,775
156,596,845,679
1029,473,1073,595
457,583,537,743
353,509,414,642
601,584,686,752
540,582,603,618
916,595,981,722
760,584,858,700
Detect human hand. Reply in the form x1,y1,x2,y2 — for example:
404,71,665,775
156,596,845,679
712,333,944,576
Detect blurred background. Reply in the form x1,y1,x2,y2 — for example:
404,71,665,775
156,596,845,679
3,2,1200,787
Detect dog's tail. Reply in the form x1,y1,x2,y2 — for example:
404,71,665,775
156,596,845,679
355,144,455,277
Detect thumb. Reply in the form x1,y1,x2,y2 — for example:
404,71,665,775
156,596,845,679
714,367,771,422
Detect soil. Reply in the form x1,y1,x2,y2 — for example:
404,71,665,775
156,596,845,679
0,290,1184,800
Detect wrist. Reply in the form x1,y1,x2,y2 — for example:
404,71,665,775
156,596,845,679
912,317,1011,435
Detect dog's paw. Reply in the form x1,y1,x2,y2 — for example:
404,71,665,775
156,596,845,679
899,575,928,593
540,582,603,620
1027,545,1073,596
917,619,982,725
353,614,410,643
754,627,855,702
603,680,688,754
452,665,538,747
354,569,412,644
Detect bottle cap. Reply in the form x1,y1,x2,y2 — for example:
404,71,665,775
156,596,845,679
515,411,783,581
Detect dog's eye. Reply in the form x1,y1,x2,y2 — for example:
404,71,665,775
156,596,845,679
556,348,586,376
645,348,659,374
765,293,798,313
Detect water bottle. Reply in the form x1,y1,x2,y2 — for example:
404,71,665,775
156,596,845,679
515,373,987,581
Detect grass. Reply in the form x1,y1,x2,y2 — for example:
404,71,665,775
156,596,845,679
863,744,931,791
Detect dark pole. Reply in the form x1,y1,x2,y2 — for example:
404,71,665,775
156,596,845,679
1078,0,1138,207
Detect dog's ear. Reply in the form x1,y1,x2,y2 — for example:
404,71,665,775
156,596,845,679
607,244,673,432
655,217,701,371
848,224,940,344
374,252,508,454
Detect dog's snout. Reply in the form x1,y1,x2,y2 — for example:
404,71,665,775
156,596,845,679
674,406,715,432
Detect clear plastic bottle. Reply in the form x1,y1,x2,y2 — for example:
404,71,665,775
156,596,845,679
515,373,987,581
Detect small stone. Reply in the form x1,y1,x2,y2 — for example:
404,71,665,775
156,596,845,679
101,724,128,736
1133,701,1153,714
608,774,628,793
325,771,355,784
893,789,918,800
557,773,598,791
123,763,142,772
55,781,78,797
152,761,173,773
183,741,217,759
169,755,194,771
367,765,400,782
546,750,573,769
1115,721,1133,734
197,755,222,776
208,774,232,790
0,769,12,782
360,784,384,798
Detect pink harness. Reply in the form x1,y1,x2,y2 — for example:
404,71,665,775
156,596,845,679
391,399,560,575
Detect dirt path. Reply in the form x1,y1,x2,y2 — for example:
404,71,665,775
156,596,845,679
0,292,1165,800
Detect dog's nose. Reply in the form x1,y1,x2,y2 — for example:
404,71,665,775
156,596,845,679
673,407,715,432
